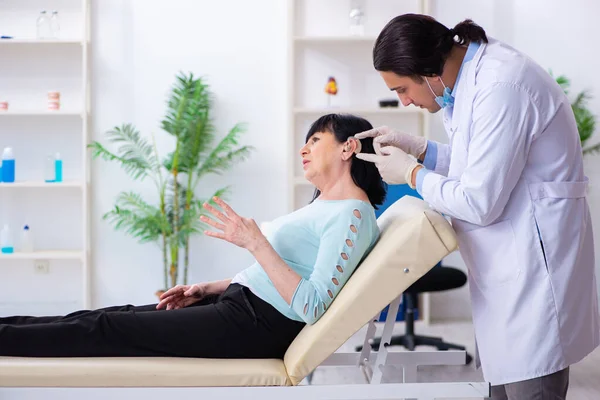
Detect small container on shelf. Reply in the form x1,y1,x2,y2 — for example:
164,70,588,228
48,91,60,101
44,154,55,182
50,11,60,39
36,10,52,40
20,225,34,252
1,147,15,183
1,224,14,254
48,91,61,111
54,153,63,182
0,101,8,111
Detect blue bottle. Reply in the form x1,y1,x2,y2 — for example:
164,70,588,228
54,152,63,182
1,147,15,183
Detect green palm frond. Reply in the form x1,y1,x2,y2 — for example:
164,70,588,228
103,191,169,243
162,73,216,175
161,72,196,140
572,90,590,109
196,123,253,179
575,109,595,144
89,124,160,181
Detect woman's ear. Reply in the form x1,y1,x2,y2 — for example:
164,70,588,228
342,138,361,160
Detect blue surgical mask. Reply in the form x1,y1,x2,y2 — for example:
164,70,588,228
425,77,454,108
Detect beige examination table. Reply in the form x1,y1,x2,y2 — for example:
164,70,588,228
0,196,490,399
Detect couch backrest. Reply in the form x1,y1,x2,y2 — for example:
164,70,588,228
283,196,457,385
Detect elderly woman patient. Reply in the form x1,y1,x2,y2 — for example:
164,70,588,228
0,114,386,359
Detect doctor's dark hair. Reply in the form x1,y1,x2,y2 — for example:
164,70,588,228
373,14,488,80
305,114,386,209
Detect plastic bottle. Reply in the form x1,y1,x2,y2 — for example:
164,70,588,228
54,152,63,182
36,11,52,40
50,11,60,39
44,154,55,182
20,225,34,252
1,224,14,254
2,147,15,183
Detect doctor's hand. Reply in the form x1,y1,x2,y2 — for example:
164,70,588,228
156,283,208,310
356,146,421,186
200,197,268,252
354,126,428,160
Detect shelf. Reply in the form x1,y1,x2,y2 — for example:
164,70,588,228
0,110,84,117
0,39,84,45
0,250,83,260
294,107,424,115
0,181,84,189
294,36,377,44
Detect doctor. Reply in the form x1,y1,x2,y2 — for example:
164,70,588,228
356,14,600,399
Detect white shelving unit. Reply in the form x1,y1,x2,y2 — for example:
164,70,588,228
0,39,83,45
0,181,84,188
0,250,84,261
0,110,84,116
287,0,431,323
0,0,91,312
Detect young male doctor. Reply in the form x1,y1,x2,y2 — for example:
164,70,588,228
356,14,600,400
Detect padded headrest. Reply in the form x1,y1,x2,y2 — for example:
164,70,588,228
283,196,457,385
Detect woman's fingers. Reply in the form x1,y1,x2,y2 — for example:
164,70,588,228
199,215,226,231
183,286,197,296
203,229,227,240
212,197,239,219
160,285,183,299
157,295,175,309
203,202,230,223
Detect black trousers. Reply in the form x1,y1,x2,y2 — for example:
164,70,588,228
0,283,305,359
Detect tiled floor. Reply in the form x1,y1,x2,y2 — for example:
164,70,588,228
308,320,600,399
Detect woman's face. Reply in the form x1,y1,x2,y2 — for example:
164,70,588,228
299,130,348,183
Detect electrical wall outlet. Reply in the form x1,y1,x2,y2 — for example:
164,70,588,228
34,259,50,274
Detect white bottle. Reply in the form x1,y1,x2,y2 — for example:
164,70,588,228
44,154,55,182
1,224,14,254
20,225,34,252
50,11,60,39
36,11,52,40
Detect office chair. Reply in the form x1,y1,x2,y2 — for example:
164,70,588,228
355,184,473,364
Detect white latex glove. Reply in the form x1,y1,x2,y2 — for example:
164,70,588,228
354,126,427,159
355,146,421,187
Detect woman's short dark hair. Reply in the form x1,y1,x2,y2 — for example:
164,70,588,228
305,113,386,209
373,14,488,81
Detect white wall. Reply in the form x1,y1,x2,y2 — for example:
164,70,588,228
3,0,598,320
91,0,289,307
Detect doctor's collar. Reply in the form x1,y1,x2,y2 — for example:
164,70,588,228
450,40,482,98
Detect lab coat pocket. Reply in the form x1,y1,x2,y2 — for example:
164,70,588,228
527,180,589,275
458,219,520,289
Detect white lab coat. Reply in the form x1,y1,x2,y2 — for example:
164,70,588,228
421,38,600,385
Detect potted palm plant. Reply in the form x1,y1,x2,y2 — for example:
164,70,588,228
89,72,253,296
